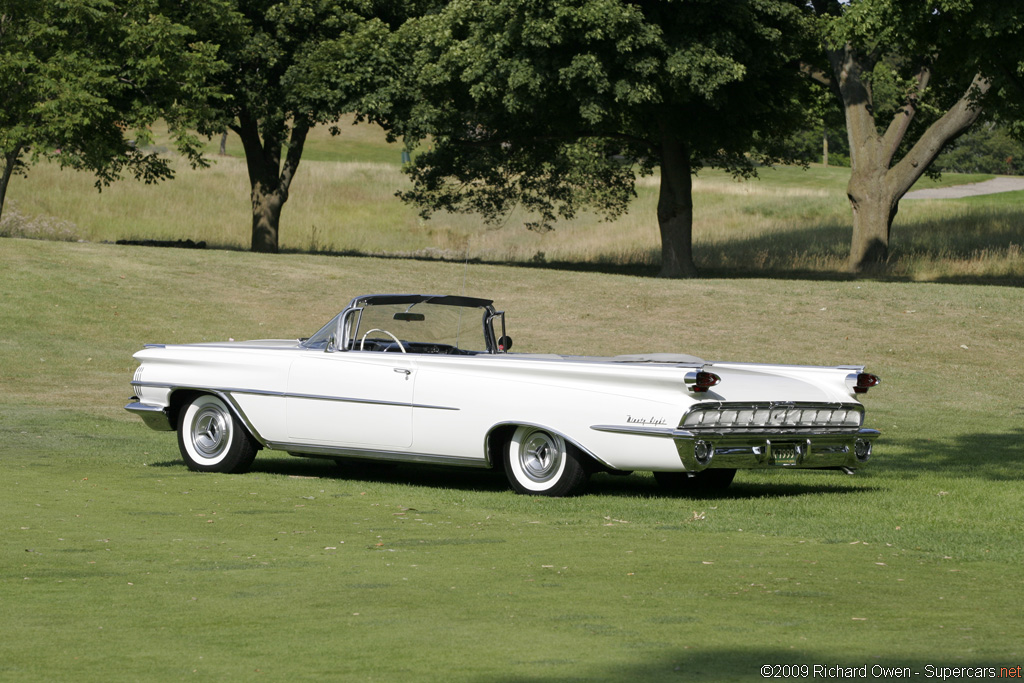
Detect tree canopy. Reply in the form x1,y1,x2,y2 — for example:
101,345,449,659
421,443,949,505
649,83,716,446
181,0,398,253
806,0,1024,270
375,0,815,277
0,0,225,223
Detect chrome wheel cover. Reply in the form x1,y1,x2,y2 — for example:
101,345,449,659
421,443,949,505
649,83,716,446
190,404,231,460
517,430,565,483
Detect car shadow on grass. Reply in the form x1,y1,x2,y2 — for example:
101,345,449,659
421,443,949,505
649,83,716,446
587,468,878,500
487,648,1002,682
144,455,878,500
879,429,1024,480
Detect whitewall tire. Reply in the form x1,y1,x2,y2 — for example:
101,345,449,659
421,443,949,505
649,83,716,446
505,426,588,497
177,394,258,473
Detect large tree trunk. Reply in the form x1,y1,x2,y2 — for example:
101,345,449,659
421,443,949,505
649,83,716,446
233,113,310,253
656,133,697,278
847,170,898,269
250,181,284,253
828,43,990,272
0,147,21,225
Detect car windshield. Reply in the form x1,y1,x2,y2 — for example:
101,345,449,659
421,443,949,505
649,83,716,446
302,299,493,352
354,302,487,350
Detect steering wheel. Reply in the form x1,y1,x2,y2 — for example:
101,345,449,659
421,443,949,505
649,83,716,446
360,328,406,353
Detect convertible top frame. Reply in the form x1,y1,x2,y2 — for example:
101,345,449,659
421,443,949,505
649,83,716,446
335,293,506,354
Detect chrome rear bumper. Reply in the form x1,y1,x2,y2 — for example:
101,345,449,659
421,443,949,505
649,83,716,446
590,423,880,472
672,428,880,471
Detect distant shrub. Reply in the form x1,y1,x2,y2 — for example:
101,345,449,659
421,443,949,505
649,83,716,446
779,126,850,167
935,122,1024,175
0,205,81,242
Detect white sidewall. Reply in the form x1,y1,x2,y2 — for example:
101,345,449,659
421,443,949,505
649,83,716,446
508,426,568,493
181,395,233,467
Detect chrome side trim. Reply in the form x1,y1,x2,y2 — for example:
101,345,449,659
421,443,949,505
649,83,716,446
279,391,457,411
124,402,174,431
590,423,873,440
129,382,459,412
590,424,692,439
273,443,490,468
132,381,284,396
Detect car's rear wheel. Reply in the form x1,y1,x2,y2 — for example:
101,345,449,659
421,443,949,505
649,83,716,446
177,394,257,473
653,468,736,492
505,426,589,496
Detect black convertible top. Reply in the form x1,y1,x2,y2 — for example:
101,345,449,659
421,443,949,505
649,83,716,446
351,294,495,309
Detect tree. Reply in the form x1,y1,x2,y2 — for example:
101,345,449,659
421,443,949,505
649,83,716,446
806,1,1024,271
183,0,396,253
781,88,850,167
0,0,224,224
375,0,813,277
936,121,1024,175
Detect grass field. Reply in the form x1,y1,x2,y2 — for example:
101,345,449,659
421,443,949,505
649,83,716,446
2,238,1022,681
3,118,1022,283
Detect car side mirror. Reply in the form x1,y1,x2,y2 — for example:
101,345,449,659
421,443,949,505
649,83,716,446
498,335,513,352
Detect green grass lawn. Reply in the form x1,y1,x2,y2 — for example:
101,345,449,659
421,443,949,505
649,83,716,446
2,239,1022,681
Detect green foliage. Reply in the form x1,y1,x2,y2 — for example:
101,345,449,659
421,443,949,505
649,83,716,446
0,0,227,216
812,1,1024,150
936,121,1024,176
377,0,815,232
176,0,404,251
781,127,850,167
204,0,393,131
807,1,1024,269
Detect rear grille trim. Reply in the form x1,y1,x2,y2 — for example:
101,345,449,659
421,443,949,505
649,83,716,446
681,402,864,432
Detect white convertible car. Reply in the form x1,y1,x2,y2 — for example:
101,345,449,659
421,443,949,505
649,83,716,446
126,294,881,496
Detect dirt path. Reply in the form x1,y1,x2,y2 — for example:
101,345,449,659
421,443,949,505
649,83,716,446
904,176,1024,199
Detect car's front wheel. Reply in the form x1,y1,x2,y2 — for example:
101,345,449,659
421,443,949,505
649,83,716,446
505,426,589,496
177,394,257,473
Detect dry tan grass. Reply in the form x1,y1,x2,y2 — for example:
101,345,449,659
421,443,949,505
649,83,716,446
5,150,1022,282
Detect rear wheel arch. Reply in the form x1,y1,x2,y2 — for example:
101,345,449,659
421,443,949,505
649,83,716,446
485,424,519,469
487,422,599,496
486,422,603,471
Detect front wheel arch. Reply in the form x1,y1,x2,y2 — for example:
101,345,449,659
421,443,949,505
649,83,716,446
175,393,259,473
168,389,203,432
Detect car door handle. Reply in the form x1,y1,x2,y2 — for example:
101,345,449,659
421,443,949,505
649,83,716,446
394,368,411,376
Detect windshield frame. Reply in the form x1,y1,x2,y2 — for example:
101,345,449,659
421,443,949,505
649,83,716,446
301,294,505,354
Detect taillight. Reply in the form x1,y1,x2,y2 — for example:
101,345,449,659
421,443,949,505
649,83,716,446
853,372,880,394
686,370,721,394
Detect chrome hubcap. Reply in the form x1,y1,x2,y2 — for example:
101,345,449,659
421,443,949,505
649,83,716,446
192,406,230,459
519,431,563,482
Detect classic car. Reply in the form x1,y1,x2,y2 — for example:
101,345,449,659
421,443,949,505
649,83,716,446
125,293,881,496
